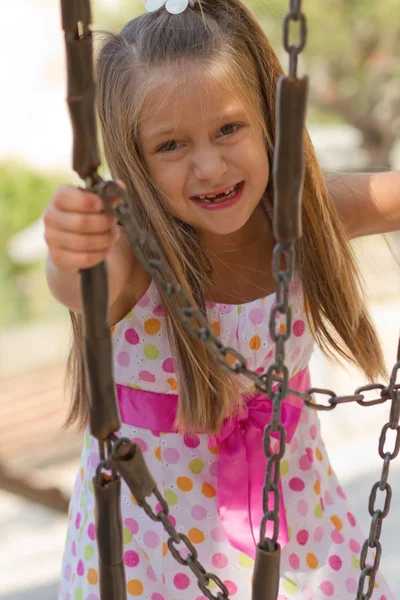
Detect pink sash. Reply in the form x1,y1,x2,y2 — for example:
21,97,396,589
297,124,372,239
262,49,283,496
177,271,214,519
117,367,310,559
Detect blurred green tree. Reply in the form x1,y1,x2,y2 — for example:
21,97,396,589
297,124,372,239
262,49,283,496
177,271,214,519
93,0,400,169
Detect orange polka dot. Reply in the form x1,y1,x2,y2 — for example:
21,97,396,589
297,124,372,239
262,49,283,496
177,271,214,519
331,515,343,530
327,463,333,476
87,568,98,585
110,325,116,333
211,321,221,337
279,323,286,334
249,335,261,350
315,448,323,461
226,351,238,367
188,528,205,544
154,447,161,461
313,480,321,495
144,318,161,335
162,542,168,557
80,467,85,482
202,482,216,498
127,579,144,596
167,377,178,391
208,444,220,455
306,553,319,569
130,493,138,506
72,573,75,584
177,476,193,492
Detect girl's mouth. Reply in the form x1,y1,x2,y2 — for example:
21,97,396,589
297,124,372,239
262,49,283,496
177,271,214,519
191,181,244,210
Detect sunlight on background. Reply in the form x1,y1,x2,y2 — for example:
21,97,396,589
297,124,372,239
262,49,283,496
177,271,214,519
0,1,399,599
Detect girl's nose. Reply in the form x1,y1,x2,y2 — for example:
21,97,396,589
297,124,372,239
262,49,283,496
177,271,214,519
192,146,228,183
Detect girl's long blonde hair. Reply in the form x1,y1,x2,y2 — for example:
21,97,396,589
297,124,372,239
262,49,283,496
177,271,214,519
66,0,386,434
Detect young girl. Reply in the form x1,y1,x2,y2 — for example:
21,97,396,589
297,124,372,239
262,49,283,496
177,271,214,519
44,1,400,598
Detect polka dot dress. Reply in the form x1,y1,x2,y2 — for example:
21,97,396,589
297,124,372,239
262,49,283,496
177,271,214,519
59,274,394,600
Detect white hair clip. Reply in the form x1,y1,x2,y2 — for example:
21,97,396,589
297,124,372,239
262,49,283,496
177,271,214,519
145,0,197,15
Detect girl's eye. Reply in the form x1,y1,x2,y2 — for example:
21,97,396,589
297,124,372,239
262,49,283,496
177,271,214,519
218,122,242,137
157,140,181,153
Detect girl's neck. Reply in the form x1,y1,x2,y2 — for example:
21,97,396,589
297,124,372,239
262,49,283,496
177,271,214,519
202,204,277,304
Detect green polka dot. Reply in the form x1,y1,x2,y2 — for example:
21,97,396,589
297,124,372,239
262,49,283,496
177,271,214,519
80,491,85,508
283,578,297,594
74,588,83,600
291,365,298,377
84,545,94,560
189,459,204,474
128,383,142,389
144,344,159,360
287,525,292,540
87,480,94,494
238,305,243,314
314,503,323,518
124,527,133,545
238,553,254,568
280,460,289,476
124,310,133,319
85,433,91,450
164,489,178,506
351,554,360,569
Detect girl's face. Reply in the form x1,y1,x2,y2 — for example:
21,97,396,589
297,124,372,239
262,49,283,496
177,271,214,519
139,65,270,239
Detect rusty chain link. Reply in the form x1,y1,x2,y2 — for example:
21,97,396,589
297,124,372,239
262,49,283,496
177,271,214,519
60,1,400,599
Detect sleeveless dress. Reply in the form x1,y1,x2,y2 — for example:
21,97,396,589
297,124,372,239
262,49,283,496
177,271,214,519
58,273,394,600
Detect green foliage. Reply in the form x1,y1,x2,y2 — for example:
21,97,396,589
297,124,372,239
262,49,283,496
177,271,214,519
0,162,69,329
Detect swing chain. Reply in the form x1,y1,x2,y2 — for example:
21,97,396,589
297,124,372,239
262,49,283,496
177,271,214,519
356,366,400,600
283,0,307,77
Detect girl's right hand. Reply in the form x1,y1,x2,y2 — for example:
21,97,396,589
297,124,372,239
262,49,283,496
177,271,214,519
44,185,121,273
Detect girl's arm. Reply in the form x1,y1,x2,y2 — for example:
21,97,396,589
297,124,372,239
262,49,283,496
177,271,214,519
325,171,400,239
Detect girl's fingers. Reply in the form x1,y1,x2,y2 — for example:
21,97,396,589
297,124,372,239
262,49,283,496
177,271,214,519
52,185,104,213
45,225,120,253
44,205,117,234
49,247,110,273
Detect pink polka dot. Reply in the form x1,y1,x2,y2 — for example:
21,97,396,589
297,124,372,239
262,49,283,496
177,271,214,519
310,424,317,440
293,319,305,337
297,500,309,516
320,497,325,512
139,370,156,383
305,447,314,463
219,305,233,314
184,434,200,448
206,301,216,309
87,595,99,600
164,448,180,464
290,437,299,453
290,280,299,295
324,490,334,505
328,555,342,571
313,526,324,542
162,358,175,373
124,550,139,567
223,580,237,595
289,477,305,492
75,512,81,529
289,553,300,569
88,452,99,468
347,512,356,527
292,347,301,362
212,553,228,568
168,514,176,528
211,527,226,542
152,595,165,600
346,578,357,594
153,305,165,317
249,308,264,325
124,518,138,535
191,505,208,520
72,540,77,557
132,437,148,453
88,523,96,541
320,581,334,596
349,538,360,553
125,328,139,345
64,564,72,581
137,293,149,307
147,565,157,581
331,529,344,544
296,529,309,545
77,559,85,577
174,573,190,589
299,453,312,471
144,531,160,548
117,352,130,367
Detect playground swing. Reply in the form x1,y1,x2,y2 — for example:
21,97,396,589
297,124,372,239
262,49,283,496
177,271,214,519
60,1,400,599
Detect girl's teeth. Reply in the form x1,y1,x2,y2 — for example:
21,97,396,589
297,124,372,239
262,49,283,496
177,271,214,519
196,184,238,202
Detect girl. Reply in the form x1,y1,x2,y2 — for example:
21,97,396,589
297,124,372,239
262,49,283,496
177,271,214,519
44,0,400,598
